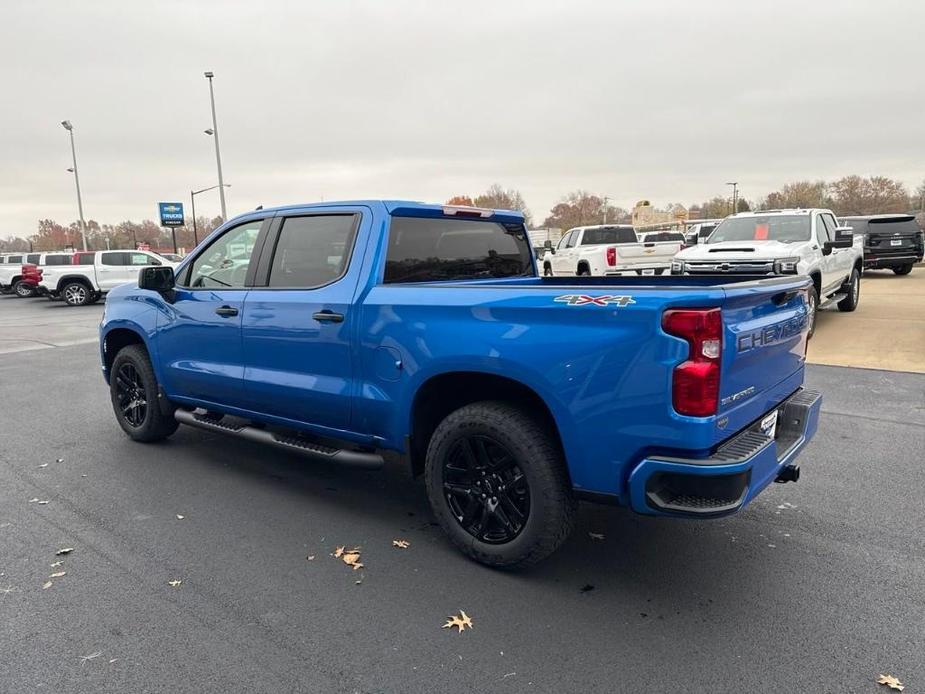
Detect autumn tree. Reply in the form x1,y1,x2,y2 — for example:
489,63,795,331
445,195,474,206
543,191,629,230
472,184,533,226
693,196,750,218
759,181,829,210
828,175,909,216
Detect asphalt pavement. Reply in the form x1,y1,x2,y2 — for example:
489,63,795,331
1,297,924,693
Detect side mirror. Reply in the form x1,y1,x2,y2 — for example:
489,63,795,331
834,226,854,242
823,239,852,254
139,265,175,292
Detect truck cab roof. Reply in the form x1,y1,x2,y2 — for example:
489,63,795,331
234,200,526,225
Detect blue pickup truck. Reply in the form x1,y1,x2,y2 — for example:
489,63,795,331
100,200,821,567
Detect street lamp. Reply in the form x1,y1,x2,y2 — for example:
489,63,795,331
726,182,739,216
61,120,88,251
190,183,231,246
203,71,227,221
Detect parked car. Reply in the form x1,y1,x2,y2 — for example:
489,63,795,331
840,214,923,275
542,224,681,277
18,252,76,298
39,250,176,306
0,252,41,296
100,200,821,568
683,220,722,246
672,209,863,336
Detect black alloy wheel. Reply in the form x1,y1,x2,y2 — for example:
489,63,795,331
115,362,148,428
443,434,530,544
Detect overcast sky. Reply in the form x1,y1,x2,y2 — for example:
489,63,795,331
2,0,923,237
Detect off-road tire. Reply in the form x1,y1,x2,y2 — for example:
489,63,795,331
806,285,819,339
892,264,913,276
13,280,34,298
424,401,576,569
62,281,92,306
110,344,178,442
837,269,860,312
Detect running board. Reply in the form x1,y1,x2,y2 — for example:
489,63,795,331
174,410,384,470
820,292,847,308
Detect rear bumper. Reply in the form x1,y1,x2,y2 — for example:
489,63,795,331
604,264,671,277
863,253,922,269
627,388,822,517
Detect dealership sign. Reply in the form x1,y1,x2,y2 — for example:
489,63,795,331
158,202,185,227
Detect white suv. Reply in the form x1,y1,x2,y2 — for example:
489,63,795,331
672,209,863,336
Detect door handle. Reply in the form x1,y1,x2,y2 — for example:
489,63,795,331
313,310,344,323
215,306,238,317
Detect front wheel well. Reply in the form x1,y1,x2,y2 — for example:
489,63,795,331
57,275,94,292
104,329,147,373
808,271,821,295
408,372,565,479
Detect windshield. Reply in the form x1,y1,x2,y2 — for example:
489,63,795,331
581,227,637,245
708,215,811,244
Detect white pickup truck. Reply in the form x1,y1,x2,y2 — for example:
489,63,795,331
541,224,681,277
0,252,41,295
672,208,864,336
39,249,176,306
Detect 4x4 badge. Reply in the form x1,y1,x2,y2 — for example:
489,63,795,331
554,295,636,307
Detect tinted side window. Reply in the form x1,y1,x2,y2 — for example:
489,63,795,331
26,254,40,264
101,252,127,266
7,255,22,263
267,215,357,288
44,255,72,266
384,217,532,283
74,253,95,265
186,220,262,289
566,231,578,248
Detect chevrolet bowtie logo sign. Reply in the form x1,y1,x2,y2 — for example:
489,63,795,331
158,201,185,228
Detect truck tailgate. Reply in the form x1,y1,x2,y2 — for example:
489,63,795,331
616,241,680,264
719,278,811,423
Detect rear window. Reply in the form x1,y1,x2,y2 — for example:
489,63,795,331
384,217,533,283
44,255,72,266
709,215,811,243
580,227,637,245
868,218,921,235
641,232,684,243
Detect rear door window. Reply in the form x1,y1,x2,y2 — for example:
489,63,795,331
44,255,72,266
101,252,128,266
26,254,40,264
267,215,358,288
384,216,532,283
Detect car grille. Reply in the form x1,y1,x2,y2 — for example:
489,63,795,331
684,260,775,274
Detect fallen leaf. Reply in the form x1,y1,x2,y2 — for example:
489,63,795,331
55,548,74,555
109,659,118,664
79,651,103,665
176,515,185,520
42,581,53,590
588,532,605,541
38,464,48,468
306,555,315,561
56,458,64,463
50,561,64,568
342,552,361,565
28,498,39,503
443,610,474,634
355,579,362,585
878,674,905,691
392,539,410,549
334,546,345,558
49,571,66,578
38,500,50,505
167,579,182,587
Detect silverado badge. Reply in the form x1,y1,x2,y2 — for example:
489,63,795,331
554,295,636,307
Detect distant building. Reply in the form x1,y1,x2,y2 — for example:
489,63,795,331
632,200,689,229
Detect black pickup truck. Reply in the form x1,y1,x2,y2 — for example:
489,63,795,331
841,214,924,275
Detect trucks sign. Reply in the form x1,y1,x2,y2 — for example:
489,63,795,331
158,202,185,228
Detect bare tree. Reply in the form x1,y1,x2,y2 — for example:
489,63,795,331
543,191,628,230
473,184,533,226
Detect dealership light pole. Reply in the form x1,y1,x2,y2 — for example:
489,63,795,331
726,181,739,216
61,120,88,251
203,71,227,221
190,183,231,246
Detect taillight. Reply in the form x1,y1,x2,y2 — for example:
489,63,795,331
662,308,722,417
606,247,617,266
